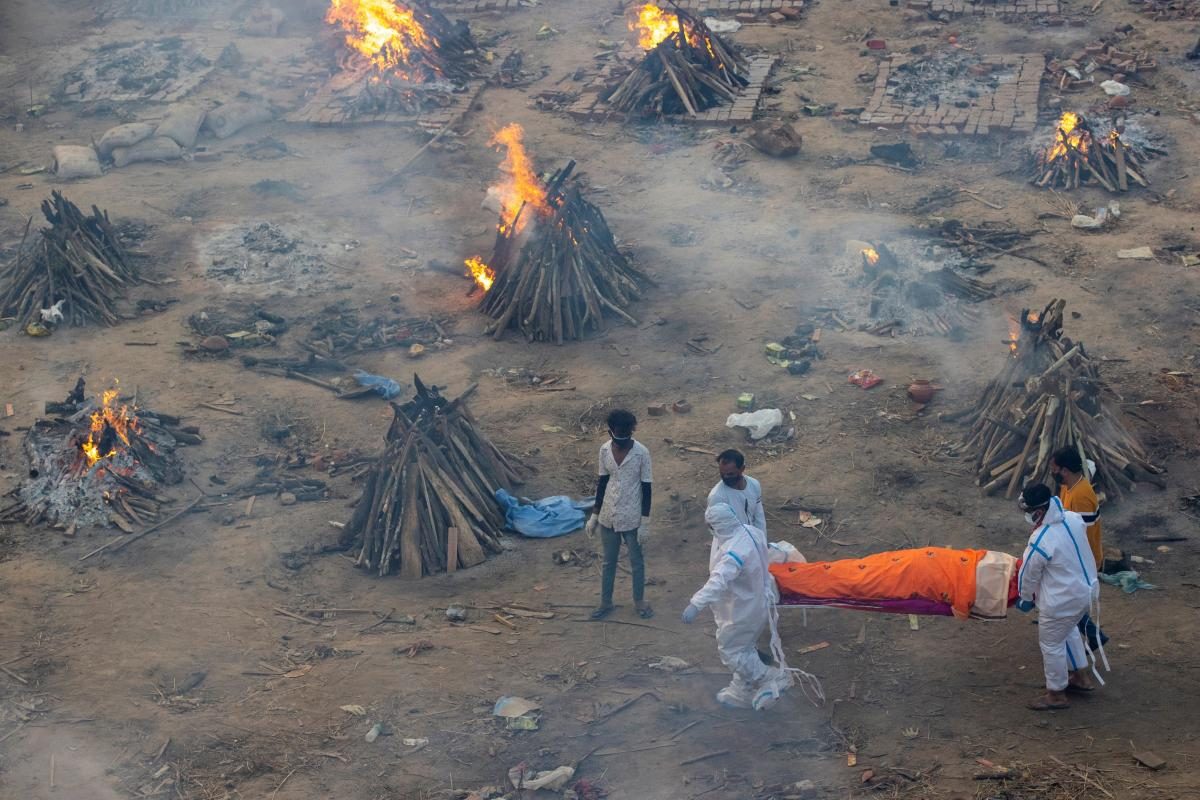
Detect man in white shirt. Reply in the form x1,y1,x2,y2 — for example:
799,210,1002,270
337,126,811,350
707,449,766,534
584,409,653,619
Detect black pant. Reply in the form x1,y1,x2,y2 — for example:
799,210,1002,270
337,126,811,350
1078,613,1108,651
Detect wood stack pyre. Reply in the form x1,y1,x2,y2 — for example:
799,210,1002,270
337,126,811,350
606,4,749,117
340,377,527,578
0,379,202,530
324,0,485,116
0,192,138,328
468,126,651,343
1032,112,1158,192
952,300,1163,500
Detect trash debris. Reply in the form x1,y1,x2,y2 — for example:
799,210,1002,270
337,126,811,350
493,696,541,718
737,392,755,410
340,704,367,716
848,369,883,390
509,764,575,791
1099,570,1156,593
672,400,692,414
1116,246,1154,260
494,489,594,538
704,17,741,33
648,656,691,672
507,715,540,731
726,409,783,440
870,142,917,168
352,370,403,399
446,606,468,622
1133,751,1166,770
402,737,430,748
747,121,802,158
1100,80,1130,96
365,722,384,742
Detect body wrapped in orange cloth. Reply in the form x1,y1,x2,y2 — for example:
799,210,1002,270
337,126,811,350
769,547,1019,620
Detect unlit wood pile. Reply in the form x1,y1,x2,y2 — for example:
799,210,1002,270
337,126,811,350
954,299,1162,500
1032,114,1155,192
0,192,138,327
479,161,652,343
607,8,748,116
340,377,526,578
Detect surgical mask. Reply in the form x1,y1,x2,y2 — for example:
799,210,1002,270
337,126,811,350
1024,512,1039,526
721,475,741,487
609,431,632,445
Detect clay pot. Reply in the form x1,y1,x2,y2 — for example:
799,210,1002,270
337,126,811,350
907,380,940,404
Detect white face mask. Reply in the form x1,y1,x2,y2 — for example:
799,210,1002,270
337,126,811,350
1024,512,1037,526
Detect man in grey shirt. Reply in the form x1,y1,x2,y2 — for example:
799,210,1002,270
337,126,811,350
706,449,765,534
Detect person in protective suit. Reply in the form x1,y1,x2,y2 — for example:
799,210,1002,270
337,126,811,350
681,503,793,710
1016,484,1104,711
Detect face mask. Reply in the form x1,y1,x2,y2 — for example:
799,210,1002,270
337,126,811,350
1024,512,1039,526
609,431,632,445
722,475,741,487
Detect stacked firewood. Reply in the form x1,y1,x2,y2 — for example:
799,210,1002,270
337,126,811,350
0,192,138,327
1033,113,1157,192
330,0,484,84
479,161,652,343
607,8,748,116
340,377,527,578
0,379,200,530
953,300,1163,500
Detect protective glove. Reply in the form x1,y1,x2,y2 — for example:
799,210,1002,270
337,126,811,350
637,517,650,545
1015,599,1036,613
681,603,701,624
584,514,599,539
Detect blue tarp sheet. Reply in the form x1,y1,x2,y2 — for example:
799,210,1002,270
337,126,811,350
495,488,593,538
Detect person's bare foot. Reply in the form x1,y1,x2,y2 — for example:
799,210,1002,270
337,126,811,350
1028,690,1070,711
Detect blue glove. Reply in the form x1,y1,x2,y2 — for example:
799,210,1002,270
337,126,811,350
1015,599,1036,613
681,604,701,624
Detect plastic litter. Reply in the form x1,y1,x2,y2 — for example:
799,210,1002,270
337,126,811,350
1116,247,1154,260
705,17,741,32
648,656,691,672
494,489,594,538
1100,80,1130,96
492,696,541,718
848,369,883,389
353,370,403,399
365,722,384,742
726,409,783,440
506,715,539,731
1099,570,1155,593
509,763,575,791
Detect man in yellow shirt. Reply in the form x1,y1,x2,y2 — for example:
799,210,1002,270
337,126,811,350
1051,447,1108,656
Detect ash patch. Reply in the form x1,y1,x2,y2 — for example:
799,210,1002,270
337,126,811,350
56,38,214,104
199,223,336,293
886,50,1010,109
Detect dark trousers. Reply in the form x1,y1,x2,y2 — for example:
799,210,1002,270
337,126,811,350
1078,613,1109,652
600,525,644,606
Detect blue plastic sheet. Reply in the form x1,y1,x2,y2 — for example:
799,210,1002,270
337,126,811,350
495,488,594,538
1099,570,1156,593
353,370,403,399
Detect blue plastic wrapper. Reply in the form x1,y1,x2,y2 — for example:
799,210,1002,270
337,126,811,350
495,488,594,538
353,370,403,399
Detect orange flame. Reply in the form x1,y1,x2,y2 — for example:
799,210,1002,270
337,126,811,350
81,386,139,468
630,4,686,50
1027,311,1040,324
325,0,435,76
1007,315,1020,353
488,123,550,236
465,256,495,292
862,247,880,266
1044,111,1090,163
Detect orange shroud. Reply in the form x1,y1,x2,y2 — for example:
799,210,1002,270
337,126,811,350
769,547,990,620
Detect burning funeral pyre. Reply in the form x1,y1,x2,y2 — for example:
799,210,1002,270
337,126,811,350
953,300,1162,500
322,0,485,116
606,4,749,117
466,124,652,343
0,192,139,329
1032,112,1159,192
0,379,202,530
339,377,527,578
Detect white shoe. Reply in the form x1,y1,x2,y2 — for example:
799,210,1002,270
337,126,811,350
716,682,754,708
752,667,792,711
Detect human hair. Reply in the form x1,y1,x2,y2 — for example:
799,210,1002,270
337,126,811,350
716,449,745,469
1021,483,1053,510
606,408,637,433
1051,446,1083,475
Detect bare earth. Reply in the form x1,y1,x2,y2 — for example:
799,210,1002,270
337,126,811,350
2,0,1200,798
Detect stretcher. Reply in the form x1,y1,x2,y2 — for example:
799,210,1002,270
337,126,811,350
769,547,1020,620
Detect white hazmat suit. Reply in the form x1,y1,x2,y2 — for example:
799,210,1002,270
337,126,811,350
1018,496,1107,691
688,503,794,709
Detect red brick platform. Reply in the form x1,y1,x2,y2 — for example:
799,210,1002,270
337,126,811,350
858,54,1043,136
910,0,1061,14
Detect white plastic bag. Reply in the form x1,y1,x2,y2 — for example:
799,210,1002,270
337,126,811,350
768,540,806,564
726,409,783,440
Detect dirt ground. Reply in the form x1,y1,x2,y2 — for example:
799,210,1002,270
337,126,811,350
2,0,1200,797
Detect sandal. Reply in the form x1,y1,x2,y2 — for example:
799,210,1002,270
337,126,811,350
590,606,614,620
1066,682,1095,694
637,604,654,619
1028,697,1070,711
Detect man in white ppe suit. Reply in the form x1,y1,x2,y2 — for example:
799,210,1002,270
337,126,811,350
681,503,793,710
1016,484,1103,711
